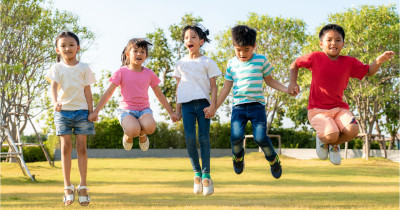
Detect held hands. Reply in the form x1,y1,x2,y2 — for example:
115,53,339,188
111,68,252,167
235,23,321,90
88,111,99,122
376,51,395,65
169,112,180,123
203,105,216,119
53,102,62,112
287,82,300,97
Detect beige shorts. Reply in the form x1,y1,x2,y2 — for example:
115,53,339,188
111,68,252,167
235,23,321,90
308,108,356,137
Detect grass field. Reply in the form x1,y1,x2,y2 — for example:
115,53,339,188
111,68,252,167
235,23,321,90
1,152,399,209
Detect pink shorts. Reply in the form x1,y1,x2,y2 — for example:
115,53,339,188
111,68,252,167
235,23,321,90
308,108,356,137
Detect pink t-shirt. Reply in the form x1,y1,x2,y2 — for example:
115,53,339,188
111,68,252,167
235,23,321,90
110,66,161,111
296,51,369,110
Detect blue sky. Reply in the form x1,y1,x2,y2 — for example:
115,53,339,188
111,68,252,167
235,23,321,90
45,0,397,127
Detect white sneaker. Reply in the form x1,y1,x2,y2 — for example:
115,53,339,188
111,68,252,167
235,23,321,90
139,135,149,151
329,144,341,165
316,135,328,160
202,178,214,196
193,177,202,194
122,134,133,151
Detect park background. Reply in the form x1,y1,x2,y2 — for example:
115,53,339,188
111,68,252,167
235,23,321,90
1,0,399,209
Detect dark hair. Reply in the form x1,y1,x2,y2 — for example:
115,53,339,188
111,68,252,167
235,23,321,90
55,31,80,62
231,25,257,47
181,24,210,44
121,38,153,66
319,24,345,41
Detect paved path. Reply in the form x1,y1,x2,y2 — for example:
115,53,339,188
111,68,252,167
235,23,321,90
54,148,400,162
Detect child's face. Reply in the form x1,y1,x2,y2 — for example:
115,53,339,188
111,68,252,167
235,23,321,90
319,30,344,60
184,29,204,54
234,45,256,62
126,45,147,66
56,36,80,61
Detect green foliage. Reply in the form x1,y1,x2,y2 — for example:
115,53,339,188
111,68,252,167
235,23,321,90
1,146,47,162
88,117,124,149
21,133,47,143
92,70,119,120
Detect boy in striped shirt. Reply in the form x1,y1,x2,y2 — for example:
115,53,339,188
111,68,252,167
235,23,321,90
212,25,296,178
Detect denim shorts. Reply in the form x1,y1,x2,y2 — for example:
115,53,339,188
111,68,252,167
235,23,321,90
54,110,95,136
116,108,153,124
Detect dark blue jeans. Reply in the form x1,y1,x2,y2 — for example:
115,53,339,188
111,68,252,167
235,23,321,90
182,99,211,174
230,102,277,162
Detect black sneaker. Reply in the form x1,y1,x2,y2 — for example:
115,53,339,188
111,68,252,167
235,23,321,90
270,156,282,179
232,155,244,174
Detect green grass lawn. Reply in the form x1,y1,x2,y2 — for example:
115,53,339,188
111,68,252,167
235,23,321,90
1,152,399,209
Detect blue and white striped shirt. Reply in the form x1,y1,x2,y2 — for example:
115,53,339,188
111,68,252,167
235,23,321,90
225,53,274,105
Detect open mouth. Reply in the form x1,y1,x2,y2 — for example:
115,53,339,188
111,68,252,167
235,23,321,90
188,44,194,50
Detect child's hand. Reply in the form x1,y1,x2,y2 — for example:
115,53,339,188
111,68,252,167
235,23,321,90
203,106,216,119
376,51,395,65
170,112,180,123
287,82,300,96
88,111,99,122
53,102,62,112
175,112,182,121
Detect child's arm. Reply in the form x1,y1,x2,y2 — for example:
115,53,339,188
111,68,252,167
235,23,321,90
366,51,395,76
174,77,182,120
89,83,118,121
84,85,94,115
152,85,179,122
264,75,291,95
288,61,300,95
51,80,62,111
216,80,233,109
204,77,218,119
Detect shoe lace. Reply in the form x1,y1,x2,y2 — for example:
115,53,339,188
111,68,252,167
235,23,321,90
233,155,243,162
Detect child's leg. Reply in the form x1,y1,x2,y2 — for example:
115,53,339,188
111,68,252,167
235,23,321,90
121,115,141,143
196,100,211,175
230,105,248,158
138,113,156,143
75,134,89,204
249,104,277,162
308,108,341,144
182,102,202,173
60,135,73,197
332,109,359,145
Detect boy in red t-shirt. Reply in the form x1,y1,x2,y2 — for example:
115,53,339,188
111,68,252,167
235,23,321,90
288,24,394,165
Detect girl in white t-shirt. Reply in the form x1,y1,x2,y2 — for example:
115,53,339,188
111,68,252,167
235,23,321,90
45,32,96,206
174,25,221,196
89,38,179,151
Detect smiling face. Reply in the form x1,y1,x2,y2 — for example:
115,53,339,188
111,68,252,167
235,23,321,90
234,45,256,62
319,30,344,60
126,44,147,67
56,36,80,63
184,29,204,56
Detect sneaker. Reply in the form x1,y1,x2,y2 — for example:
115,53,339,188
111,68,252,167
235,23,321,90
269,155,282,179
202,178,214,196
316,135,329,160
122,134,133,151
139,135,149,151
193,176,202,194
232,155,244,174
329,144,341,165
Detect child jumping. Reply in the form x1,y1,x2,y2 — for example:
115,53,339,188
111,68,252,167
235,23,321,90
45,31,95,206
174,24,221,196
213,25,295,179
89,38,179,151
288,24,395,165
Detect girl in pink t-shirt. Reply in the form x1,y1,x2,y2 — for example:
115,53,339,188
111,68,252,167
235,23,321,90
90,38,179,151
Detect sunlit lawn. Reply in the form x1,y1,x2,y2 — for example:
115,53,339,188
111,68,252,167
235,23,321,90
1,152,399,209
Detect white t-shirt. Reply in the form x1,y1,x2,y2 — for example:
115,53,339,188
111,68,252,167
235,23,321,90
174,55,221,103
45,61,96,110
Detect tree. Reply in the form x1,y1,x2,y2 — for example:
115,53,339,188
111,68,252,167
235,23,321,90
0,0,94,138
211,12,307,132
288,4,399,140
146,13,204,119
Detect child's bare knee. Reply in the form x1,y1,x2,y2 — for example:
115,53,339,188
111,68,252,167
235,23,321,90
125,128,140,138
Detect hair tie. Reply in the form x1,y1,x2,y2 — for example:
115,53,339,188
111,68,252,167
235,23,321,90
204,29,209,36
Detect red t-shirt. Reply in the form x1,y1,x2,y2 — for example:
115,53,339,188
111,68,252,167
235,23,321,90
296,51,369,110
